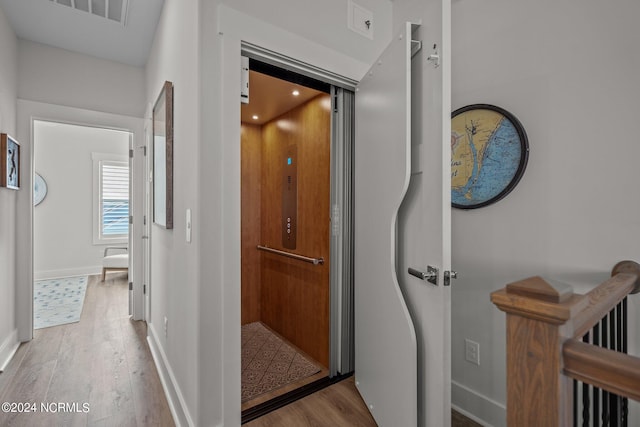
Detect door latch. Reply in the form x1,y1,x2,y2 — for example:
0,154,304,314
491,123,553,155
444,270,458,286
408,266,439,286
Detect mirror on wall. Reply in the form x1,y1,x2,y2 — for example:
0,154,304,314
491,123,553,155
153,80,174,229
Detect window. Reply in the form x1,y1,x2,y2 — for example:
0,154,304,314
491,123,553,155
93,153,129,244
101,161,129,237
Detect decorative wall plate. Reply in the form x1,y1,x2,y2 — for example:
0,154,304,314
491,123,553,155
451,104,529,209
34,173,48,206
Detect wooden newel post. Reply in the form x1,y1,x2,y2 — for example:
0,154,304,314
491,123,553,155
491,276,587,427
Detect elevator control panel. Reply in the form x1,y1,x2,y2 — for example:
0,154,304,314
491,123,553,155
282,146,298,249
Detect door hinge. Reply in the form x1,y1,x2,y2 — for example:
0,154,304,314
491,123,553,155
444,270,458,287
143,146,147,156
129,149,134,158
410,39,422,58
129,282,133,291
129,215,133,224
144,284,147,294
143,215,147,225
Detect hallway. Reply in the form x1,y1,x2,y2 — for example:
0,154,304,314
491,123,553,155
0,273,173,426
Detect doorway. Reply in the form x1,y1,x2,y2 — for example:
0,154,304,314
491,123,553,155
32,120,131,330
240,58,355,414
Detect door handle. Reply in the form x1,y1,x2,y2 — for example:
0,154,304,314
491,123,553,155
142,236,149,239
408,266,438,286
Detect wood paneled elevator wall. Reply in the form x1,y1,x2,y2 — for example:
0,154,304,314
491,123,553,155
241,123,263,325
241,94,331,368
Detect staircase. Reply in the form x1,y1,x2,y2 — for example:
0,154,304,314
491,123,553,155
492,260,640,426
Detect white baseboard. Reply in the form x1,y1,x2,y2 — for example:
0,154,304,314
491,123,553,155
34,266,101,281
452,380,506,427
147,323,195,427
0,329,20,373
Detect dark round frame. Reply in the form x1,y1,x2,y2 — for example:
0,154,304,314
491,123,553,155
451,104,529,209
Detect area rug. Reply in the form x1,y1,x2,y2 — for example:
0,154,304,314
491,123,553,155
241,322,322,403
33,276,88,329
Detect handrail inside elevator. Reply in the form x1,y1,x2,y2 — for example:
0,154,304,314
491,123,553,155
257,245,324,265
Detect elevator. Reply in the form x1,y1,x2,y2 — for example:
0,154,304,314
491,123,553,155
240,55,355,416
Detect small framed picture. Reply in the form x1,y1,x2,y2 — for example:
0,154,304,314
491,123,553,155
1,133,20,190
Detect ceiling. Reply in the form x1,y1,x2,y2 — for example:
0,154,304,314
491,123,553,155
0,0,164,66
241,71,327,125
0,1,328,121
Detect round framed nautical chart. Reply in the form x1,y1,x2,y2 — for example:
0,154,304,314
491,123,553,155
451,104,529,209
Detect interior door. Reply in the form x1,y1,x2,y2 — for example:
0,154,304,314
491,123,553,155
128,136,134,316
354,22,417,426
143,123,151,321
397,20,452,426
354,21,452,427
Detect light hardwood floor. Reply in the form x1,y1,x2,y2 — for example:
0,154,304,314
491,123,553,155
0,273,174,427
245,376,482,427
245,376,378,427
0,273,482,427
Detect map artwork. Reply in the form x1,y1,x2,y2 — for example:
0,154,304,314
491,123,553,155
451,105,528,209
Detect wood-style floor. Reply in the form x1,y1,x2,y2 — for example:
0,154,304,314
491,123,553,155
0,273,174,427
245,376,377,427
245,375,482,427
0,272,483,427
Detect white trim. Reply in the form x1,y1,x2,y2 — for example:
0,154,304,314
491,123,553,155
214,6,373,425
0,329,20,373
241,42,358,90
147,323,193,427
16,99,146,342
34,267,101,281
218,5,369,82
451,380,506,427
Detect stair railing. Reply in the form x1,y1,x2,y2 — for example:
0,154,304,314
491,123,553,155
491,260,640,426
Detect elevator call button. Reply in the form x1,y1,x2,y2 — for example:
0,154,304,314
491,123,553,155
282,146,297,249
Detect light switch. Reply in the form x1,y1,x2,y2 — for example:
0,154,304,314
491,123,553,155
186,208,192,243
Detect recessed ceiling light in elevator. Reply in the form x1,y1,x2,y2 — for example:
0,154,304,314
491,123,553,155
240,70,326,125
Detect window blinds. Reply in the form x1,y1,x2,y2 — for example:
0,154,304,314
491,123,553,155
101,161,129,236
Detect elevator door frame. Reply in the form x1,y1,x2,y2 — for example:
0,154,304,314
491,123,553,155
241,43,357,378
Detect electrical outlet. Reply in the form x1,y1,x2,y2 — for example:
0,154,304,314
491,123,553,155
465,339,480,366
164,316,168,337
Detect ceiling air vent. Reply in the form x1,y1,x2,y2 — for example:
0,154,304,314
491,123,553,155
49,0,129,25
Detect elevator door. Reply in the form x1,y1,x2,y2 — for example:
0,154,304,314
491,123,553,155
354,21,452,426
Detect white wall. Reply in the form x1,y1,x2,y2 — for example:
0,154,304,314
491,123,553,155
13,28,147,340
451,1,640,425
144,0,200,425
17,40,145,118
33,121,129,280
224,0,392,67
0,3,19,371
